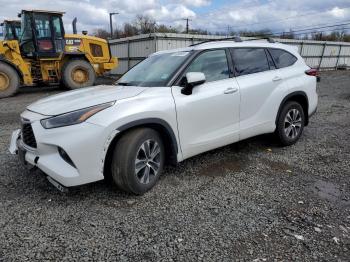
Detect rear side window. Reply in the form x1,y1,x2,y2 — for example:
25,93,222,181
269,49,297,68
231,48,270,76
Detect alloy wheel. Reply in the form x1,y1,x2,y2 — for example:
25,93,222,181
284,108,302,139
135,139,161,184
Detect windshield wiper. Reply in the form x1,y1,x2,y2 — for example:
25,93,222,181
117,82,131,86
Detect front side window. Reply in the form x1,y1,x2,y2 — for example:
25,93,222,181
269,49,297,68
21,13,33,42
20,13,35,54
185,49,229,82
231,48,270,76
117,51,191,87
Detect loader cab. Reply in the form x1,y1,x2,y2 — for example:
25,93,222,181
19,10,65,58
1,20,21,40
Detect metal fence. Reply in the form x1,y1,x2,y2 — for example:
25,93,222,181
109,33,350,75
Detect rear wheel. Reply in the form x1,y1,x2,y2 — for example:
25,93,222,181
61,59,96,90
276,101,305,146
0,63,20,98
111,128,165,195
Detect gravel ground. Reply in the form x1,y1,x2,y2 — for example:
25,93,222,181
0,72,349,261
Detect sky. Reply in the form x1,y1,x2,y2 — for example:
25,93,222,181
0,0,349,35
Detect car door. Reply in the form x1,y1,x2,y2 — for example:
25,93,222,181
230,47,287,140
171,49,240,159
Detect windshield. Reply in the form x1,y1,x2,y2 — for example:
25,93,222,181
117,51,191,87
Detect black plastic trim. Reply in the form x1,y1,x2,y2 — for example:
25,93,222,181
117,118,178,154
275,91,309,125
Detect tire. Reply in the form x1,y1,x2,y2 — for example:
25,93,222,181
0,62,20,98
111,128,165,195
61,59,96,90
276,101,305,146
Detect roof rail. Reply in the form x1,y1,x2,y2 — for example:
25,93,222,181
190,36,242,46
244,37,276,43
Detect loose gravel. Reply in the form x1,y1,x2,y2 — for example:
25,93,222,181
0,72,349,261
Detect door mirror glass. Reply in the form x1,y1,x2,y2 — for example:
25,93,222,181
181,72,206,95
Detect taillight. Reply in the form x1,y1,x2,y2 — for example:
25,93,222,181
305,68,318,77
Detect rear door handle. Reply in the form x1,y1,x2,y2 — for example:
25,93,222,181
272,76,282,82
224,87,238,94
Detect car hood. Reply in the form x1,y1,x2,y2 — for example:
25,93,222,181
27,85,147,116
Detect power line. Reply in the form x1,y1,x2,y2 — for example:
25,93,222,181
271,21,350,35
196,6,350,31
282,27,350,37
246,25,350,38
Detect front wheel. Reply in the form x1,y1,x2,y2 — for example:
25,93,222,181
61,59,96,90
111,128,165,195
276,101,305,146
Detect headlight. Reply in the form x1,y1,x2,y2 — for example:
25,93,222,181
40,101,115,129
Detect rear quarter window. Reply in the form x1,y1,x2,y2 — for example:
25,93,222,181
269,49,297,68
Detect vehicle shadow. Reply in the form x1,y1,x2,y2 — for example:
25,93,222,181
50,133,281,200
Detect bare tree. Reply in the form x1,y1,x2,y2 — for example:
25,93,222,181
134,15,156,34
93,28,110,39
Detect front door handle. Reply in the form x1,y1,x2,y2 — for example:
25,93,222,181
272,76,282,82
224,87,238,94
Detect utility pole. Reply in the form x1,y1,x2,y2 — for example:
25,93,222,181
182,18,192,34
109,12,119,39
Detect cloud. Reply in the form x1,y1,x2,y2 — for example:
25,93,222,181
192,0,350,33
329,6,348,18
172,0,211,7
0,0,349,35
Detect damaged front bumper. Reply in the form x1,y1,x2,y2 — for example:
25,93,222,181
9,129,68,192
8,110,119,192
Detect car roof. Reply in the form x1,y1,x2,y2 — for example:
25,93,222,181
153,40,299,56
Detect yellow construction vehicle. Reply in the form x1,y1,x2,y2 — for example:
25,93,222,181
0,10,118,98
1,20,21,40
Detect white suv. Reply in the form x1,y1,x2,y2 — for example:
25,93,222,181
9,39,318,194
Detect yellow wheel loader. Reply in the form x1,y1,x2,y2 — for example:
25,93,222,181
0,10,118,98
1,20,21,40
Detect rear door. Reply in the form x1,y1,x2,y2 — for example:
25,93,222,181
172,49,240,159
230,47,287,139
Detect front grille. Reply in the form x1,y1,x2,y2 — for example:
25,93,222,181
22,123,37,148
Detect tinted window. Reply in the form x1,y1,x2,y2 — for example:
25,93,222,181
269,49,297,68
265,49,276,70
232,48,270,76
90,43,103,57
52,16,64,39
185,49,229,82
34,14,51,39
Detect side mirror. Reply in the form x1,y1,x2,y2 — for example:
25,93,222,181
181,72,206,95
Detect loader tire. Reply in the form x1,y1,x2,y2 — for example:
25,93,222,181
62,59,96,90
0,63,20,98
